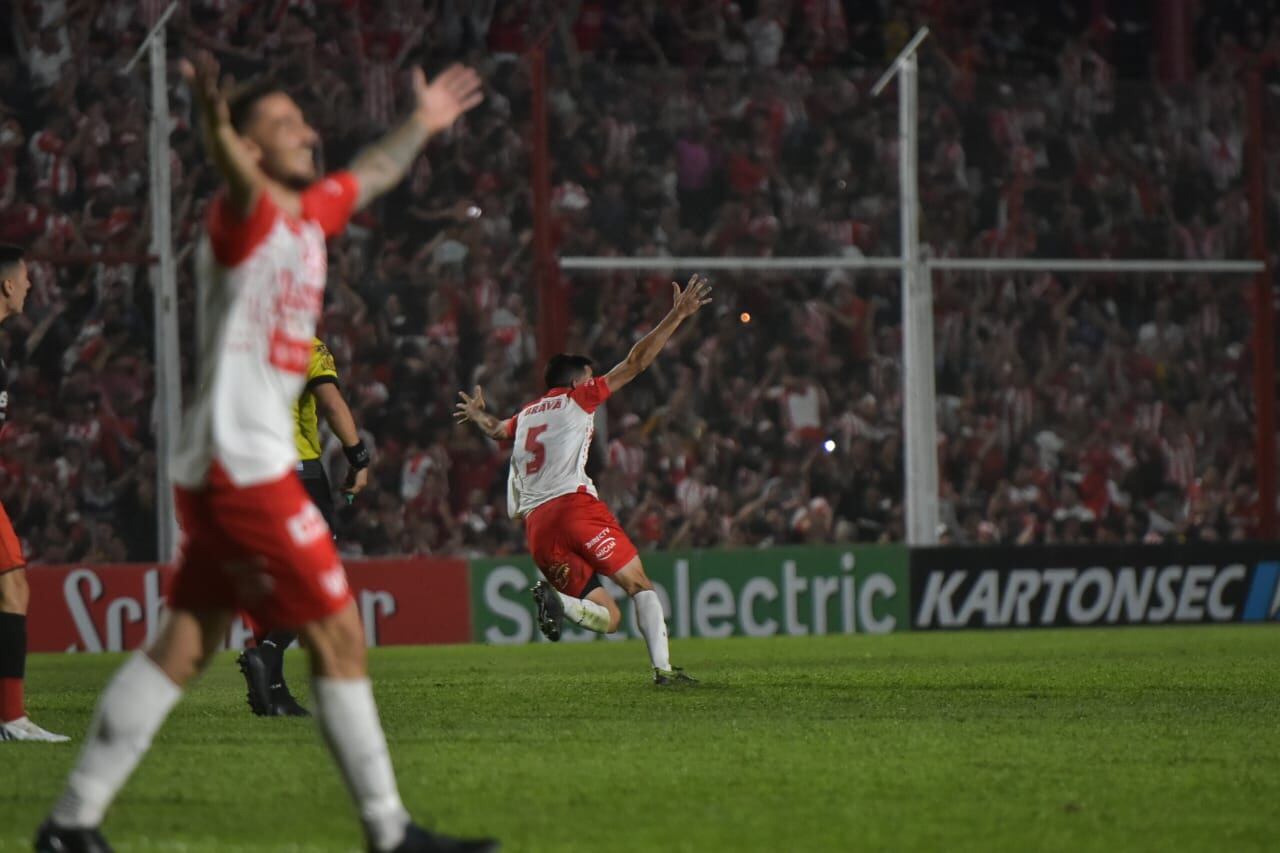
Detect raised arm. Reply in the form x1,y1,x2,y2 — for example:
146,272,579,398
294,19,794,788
349,65,483,210
454,386,511,442
603,274,712,394
180,51,282,218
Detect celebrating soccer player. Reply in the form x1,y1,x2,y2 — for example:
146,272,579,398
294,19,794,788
0,245,69,744
455,274,712,685
38,53,496,853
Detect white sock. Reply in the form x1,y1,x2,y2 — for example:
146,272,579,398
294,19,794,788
556,590,612,633
312,677,410,852
50,652,182,827
633,589,672,671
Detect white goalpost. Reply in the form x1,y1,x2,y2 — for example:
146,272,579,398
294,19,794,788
560,28,1267,547
127,22,1268,555
125,2,182,562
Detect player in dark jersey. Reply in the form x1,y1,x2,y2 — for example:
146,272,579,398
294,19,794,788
238,337,370,717
0,245,68,743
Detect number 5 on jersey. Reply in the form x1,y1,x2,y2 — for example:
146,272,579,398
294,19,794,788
524,425,548,475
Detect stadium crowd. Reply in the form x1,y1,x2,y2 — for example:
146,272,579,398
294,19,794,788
0,0,1276,563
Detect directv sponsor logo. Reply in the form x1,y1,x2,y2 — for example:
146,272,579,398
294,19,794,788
915,564,1252,628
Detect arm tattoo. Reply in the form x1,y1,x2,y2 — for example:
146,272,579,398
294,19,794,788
351,116,431,207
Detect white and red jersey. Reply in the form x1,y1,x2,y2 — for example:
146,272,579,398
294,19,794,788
172,173,359,489
505,377,612,519
607,437,645,485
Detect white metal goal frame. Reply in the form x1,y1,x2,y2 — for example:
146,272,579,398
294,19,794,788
126,2,181,562
560,29,1269,547
126,18,1269,556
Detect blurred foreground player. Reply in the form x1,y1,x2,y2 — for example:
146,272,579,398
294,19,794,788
0,245,68,744
456,275,711,685
238,336,371,717
37,53,496,853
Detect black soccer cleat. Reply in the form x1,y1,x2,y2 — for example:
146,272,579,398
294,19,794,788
236,647,273,717
34,820,113,853
379,823,499,853
269,685,311,717
531,581,564,642
653,667,698,686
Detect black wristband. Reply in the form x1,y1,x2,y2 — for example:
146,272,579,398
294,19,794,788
343,441,371,471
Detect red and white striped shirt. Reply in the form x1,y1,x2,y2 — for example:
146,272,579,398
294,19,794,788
28,131,76,197
400,451,436,502
42,209,77,252
607,438,645,485
361,59,398,128
676,477,717,515
25,257,56,309
603,117,636,163
1133,401,1166,436
1161,433,1196,489
1000,386,1034,445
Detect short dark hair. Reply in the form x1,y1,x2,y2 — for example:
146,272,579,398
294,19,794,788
229,78,287,134
545,354,593,389
0,244,24,278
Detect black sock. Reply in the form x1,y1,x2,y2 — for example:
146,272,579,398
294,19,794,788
0,612,25,678
259,631,296,688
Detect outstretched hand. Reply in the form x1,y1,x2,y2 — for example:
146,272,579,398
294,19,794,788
179,51,230,132
454,386,487,424
413,64,485,137
672,273,713,320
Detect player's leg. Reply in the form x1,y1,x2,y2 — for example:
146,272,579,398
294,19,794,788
296,599,496,852
247,472,495,852
267,470,335,702
554,495,689,682
38,481,240,847
532,572,618,639
239,627,306,716
584,581,623,631
238,470,334,717
609,559,694,685
0,568,33,736
0,497,67,742
37,607,232,849
525,498,615,640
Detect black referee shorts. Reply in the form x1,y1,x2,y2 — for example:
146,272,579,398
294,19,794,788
297,458,336,532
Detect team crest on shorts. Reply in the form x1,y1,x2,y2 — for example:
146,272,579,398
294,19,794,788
548,562,571,589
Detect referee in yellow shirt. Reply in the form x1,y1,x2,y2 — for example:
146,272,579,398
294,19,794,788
237,337,371,717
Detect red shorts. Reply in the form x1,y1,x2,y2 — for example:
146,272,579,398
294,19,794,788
0,501,24,574
524,492,639,597
170,464,351,630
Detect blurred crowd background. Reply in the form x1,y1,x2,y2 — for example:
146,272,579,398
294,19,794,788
0,0,1278,563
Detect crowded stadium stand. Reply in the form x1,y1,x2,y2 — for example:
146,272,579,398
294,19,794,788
0,0,1277,563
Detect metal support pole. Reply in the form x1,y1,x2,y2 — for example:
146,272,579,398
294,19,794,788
873,28,939,547
145,24,181,561
896,50,939,547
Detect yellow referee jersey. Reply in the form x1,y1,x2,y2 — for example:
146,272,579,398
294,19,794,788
294,338,340,461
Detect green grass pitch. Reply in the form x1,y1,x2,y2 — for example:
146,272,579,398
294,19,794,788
3,626,1279,852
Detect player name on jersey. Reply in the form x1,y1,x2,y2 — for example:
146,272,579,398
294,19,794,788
521,397,565,416
506,377,612,519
